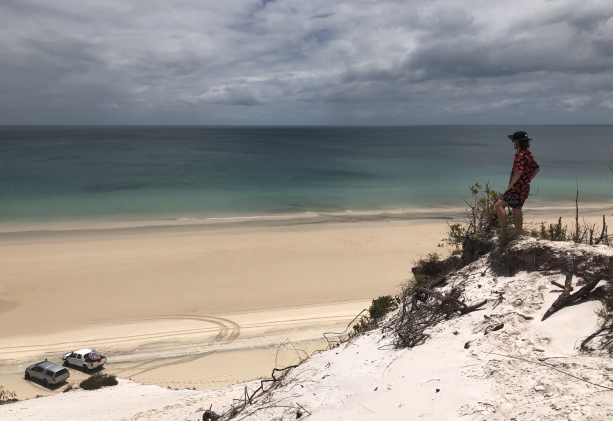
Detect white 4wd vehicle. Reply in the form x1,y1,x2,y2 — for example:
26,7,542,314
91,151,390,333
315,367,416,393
62,349,107,372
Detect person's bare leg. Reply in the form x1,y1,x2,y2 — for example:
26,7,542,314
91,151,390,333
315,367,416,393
513,207,523,233
495,200,508,232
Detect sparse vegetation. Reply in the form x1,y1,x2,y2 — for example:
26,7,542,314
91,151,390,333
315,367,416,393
439,182,611,260
79,373,118,390
498,227,519,247
368,295,400,319
525,214,610,246
437,183,502,265
351,317,372,334
439,183,501,254
351,295,400,334
0,384,17,405
581,284,613,356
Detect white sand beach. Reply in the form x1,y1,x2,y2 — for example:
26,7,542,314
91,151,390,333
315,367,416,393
0,208,610,406
0,218,448,400
2,237,613,420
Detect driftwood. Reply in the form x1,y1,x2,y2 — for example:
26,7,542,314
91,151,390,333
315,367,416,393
542,256,601,321
492,291,505,309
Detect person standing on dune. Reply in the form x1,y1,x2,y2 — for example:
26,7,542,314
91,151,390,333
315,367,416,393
495,131,540,234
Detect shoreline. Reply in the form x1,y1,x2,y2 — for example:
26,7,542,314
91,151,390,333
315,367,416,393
0,207,462,236
1,201,611,243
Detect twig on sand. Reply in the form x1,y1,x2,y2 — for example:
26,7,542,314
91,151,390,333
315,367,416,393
323,309,369,349
359,404,375,413
489,352,613,391
296,403,311,416
381,350,407,378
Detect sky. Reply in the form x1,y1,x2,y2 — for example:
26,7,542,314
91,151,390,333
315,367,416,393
1,0,612,125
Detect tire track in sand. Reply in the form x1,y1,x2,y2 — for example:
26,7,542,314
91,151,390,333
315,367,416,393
0,315,240,377
113,315,240,378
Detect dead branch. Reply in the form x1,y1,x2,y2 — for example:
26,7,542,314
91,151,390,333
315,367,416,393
492,291,505,309
580,325,610,353
462,300,488,314
322,309,369,349
391,279,488,349
542,256,601,321
542,278,601,321
551,281,573,292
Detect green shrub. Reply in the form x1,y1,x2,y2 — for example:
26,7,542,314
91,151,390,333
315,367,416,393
351,295,400,335
416,252,441,267
369,295,400,319
352,317,373,334
498,227,520,247
413,274,429,285
80,374,118,390
439,183,501,256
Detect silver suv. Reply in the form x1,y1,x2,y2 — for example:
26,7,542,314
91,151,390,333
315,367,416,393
25,360,70,387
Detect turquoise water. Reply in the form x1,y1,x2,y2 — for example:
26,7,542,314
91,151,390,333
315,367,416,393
1,126,612,226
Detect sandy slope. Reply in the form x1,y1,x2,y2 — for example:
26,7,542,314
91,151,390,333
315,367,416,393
225,239,613,421
0,378,257,421
1,209,611,411
3,239,613,420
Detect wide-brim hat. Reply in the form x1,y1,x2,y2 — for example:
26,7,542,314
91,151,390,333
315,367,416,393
507,131,531,142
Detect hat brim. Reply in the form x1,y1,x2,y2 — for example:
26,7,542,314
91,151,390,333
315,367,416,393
507,135,531,141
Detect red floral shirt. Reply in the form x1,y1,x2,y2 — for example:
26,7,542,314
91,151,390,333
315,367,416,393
508,149,539,194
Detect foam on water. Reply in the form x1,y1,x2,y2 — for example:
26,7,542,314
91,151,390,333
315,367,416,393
1,125,612,230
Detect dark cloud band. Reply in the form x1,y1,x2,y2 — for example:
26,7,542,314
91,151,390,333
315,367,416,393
0,0,611,124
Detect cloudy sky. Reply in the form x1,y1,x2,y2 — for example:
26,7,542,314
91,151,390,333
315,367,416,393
1,0,612,125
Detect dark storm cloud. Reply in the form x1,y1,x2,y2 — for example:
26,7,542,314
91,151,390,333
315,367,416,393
0,0,612,124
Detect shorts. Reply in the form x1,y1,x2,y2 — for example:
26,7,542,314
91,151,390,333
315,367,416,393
501,188,528,209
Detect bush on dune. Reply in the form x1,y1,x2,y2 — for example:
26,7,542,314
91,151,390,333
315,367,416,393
420,180,613,355
352,295,400,334
439,182,612,260
368,295,400,319
79,373,118,390
0,384,17,405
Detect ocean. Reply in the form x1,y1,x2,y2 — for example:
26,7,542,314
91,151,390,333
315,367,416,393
1,125,612,230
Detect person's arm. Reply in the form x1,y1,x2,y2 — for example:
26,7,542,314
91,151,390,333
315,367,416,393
507,171,522,191
530,167,540,180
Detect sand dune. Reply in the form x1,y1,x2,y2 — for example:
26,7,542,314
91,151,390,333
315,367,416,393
0,209,610,401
